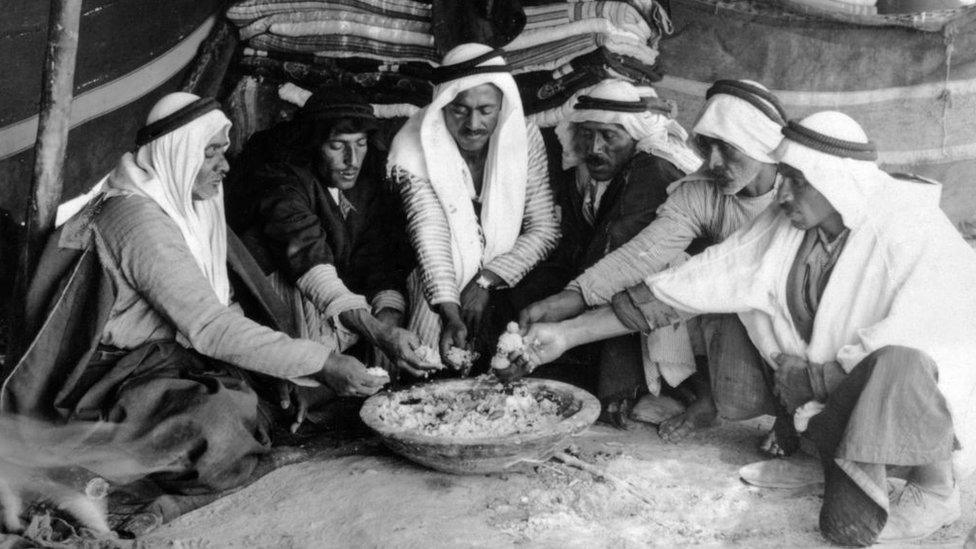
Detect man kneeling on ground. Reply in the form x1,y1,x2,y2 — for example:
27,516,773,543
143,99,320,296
233,88,437,380
512,78,700,419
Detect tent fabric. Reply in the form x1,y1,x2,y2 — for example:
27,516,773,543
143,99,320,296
657,0,976,231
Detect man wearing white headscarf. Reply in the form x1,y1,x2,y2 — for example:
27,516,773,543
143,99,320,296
507,78,699,414
513,111,976,546
387,43,560,369
3,93,386,500
520,80,788,440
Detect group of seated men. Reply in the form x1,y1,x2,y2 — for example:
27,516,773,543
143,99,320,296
2,42,974,546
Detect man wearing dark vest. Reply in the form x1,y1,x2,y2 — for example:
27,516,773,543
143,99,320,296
514,78,701,413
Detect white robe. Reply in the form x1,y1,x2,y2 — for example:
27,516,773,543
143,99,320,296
644,179,976,477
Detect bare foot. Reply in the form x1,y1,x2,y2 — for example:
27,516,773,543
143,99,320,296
599,399,637,430
759,429,787,457
658,396,717,442
759,415,799,457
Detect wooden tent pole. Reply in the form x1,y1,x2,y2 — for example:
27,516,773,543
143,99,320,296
26,0,82,257
7,0,82,362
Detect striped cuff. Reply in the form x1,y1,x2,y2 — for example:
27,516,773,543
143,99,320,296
611,283,684,333
371,290,406,314
297,264,369,319
483,257,524,288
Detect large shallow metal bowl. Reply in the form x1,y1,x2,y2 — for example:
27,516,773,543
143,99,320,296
360,378,600,475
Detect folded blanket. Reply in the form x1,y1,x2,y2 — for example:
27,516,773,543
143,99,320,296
568,46,660,82
238,9,430,40
246,19,435,48
239,55,433,104
516,47,660,114
509,17,650,50
526,85,597,127
249,33,439,61
278,82,420,118
508,33,658,73
430,0,526,54
227,0,430,26
242,48,436,75
520,0,674,36
254,20,434,47
524,1,655,42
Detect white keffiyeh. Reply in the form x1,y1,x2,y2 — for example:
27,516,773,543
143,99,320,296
554,79,702,176
387,43,528,289
105,92,232,305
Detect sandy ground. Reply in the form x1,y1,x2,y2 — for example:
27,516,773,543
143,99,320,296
134,416,975,548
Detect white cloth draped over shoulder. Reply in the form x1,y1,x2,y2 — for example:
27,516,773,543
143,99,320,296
387,44,528,291
642,111,976,477
554,79,701,176
105,92,232,305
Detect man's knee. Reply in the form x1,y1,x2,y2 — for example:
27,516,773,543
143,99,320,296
863,345,937,380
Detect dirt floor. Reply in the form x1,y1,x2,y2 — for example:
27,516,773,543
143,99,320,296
134,415,975,548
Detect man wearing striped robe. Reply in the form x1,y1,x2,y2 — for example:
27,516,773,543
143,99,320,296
386,43,560,371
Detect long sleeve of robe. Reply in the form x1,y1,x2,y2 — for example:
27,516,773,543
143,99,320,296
243,161,412,319
94,195,329,380
393,122,559,306
571,178,774,306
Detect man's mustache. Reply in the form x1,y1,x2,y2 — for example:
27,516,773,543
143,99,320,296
704,167,731,182
461,128,488,136
585,154,609,166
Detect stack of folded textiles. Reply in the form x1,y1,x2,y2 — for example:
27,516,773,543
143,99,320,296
227,0,670,125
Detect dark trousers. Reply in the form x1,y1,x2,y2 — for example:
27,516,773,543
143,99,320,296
70,342,273,495
700,314,778,420
805,346,954,546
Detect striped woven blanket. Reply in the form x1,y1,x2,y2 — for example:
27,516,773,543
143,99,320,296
227,0,430,26
237,10,430,40
239,55,433,105
524,1,657,41
229,0,661,72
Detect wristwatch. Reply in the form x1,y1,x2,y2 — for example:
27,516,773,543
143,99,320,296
475,274,494,290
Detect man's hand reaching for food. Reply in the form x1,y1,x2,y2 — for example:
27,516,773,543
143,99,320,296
496,323,568,382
